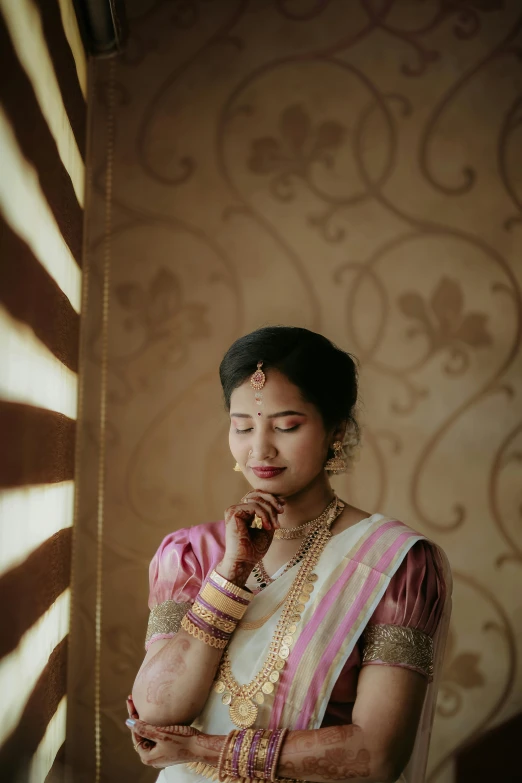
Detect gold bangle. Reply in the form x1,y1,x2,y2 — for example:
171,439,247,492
180,615,229,649
237,728,256,778
200,583,248,620
192,600,238,633
210,569,253,602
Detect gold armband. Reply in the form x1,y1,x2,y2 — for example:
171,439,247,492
145,600,191,646
362,624,434,680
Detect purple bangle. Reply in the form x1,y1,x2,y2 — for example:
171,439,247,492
268,728,288,782
186,610,231,641
248,729,263,778
232,729,246,778
265,728,285,780
207,576,250,605
195,595,238,624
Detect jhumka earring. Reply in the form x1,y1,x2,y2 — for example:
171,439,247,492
233,463,242,472
325,441,347,474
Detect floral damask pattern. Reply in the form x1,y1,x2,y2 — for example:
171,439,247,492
248,103,347,201
398,276,492,374
68,2,522,782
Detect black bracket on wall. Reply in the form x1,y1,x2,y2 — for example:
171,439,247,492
73,0,128,57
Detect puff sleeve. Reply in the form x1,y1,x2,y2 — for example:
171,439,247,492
144,521,225,650
360,540,447,681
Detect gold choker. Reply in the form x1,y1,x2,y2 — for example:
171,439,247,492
273,495,338,539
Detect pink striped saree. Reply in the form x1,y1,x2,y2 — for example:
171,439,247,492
152,513,451,783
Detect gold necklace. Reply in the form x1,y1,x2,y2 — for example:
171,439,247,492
273,496,338,539
252,519,326,591
252,496,339,591
213,498,345,728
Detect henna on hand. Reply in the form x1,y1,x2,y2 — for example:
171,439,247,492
221,491,283,585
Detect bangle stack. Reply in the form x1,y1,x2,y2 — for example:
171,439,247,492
217,727,289,781
181,569,252,650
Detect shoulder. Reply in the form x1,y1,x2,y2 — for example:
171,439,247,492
148,520,226,606
153,519,226,562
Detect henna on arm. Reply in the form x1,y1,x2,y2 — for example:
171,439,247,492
185,725,383,783
278,725,373,783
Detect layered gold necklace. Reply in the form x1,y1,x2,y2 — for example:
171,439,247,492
213,496,345,729
251,496,338,592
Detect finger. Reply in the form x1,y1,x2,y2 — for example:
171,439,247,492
126,718,158,742
243,491,285,513
235,503,273,531
228,504,271,531
126,696,138,719
245,497,280,528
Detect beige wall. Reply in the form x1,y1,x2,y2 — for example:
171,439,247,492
68,1,522,781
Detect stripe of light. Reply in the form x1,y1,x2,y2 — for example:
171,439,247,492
0,0,85,207
0,481,74,578
28,695,67,783
0,306,78,419
0,589,70,748
57,0,87,98
0,107,81,313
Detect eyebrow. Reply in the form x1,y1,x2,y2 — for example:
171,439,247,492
230,410,307,420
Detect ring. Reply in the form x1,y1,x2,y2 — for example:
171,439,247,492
251,515,263,529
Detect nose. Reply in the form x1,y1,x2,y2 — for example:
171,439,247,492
249,431,277,462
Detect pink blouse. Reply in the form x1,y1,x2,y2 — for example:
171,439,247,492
147,520,446,726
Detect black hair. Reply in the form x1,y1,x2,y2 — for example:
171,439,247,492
219,326,359,442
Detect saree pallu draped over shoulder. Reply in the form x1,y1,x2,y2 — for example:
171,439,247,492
156,514,452,783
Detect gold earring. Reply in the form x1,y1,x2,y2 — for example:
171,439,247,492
233,462,242,472
325,441,347,474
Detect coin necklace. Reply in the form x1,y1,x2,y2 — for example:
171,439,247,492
213,497,345,729
251,496,339,592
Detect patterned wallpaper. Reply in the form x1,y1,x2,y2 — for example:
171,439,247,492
67,1,522,781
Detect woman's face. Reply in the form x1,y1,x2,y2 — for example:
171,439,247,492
229,369,334,497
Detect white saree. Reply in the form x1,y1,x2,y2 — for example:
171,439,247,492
151,514,451,783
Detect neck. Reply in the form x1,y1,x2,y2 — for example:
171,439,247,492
277,472,335,528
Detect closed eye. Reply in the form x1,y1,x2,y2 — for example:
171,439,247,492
235,428,253,434
276,425,300,433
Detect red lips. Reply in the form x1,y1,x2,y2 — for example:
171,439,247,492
251,467,286,479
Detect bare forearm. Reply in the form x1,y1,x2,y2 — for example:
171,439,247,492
190,725,392,783
132,628,224,725
133,560,252,726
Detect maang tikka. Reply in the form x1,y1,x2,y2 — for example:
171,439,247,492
250,360,265,410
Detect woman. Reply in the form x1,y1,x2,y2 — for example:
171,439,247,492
125,326,451,783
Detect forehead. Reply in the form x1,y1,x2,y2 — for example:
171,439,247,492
230,370,312,412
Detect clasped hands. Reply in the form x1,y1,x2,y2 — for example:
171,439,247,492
125,696,203,769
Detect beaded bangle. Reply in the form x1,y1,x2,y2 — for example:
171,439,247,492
217,730,238,782
196,595,239,624
180,614,229,649
268,728,288,781
185,610,231,641
210,569,253,601
191,601,237,634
